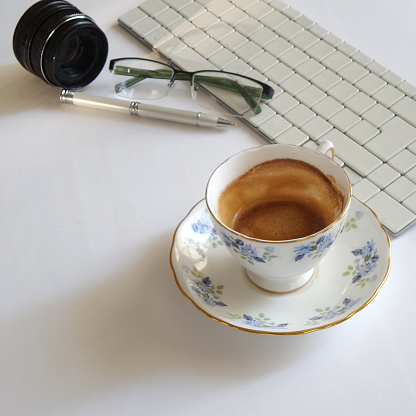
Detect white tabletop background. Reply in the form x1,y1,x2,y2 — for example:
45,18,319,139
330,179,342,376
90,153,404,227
1,0,415,415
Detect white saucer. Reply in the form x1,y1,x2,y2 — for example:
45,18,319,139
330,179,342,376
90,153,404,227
170,197,391,335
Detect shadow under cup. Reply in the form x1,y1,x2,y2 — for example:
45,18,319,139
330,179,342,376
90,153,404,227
205,144,352,293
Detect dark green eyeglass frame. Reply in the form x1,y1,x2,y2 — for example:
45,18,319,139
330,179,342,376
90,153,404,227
109,58,275,114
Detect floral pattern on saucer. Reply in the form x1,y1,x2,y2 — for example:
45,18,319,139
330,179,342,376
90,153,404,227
307,298,362,325
342,239,379,288
171,198,390,335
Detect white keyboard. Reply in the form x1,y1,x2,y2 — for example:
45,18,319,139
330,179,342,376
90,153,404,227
119,0,416,235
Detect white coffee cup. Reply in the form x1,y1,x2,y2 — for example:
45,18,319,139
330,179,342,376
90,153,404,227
205,142,352,293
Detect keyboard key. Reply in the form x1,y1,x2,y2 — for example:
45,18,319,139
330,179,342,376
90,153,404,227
180,2,206,19
346,120,379,145
181,28,208,47
351,51,372,66
194,37,223,57
207,0,235,16
221,7,249,26
140,0,169,16
352,178,380,202
167,18,195,36
265,63,294,84
164,0,193,10
119,8,146,28
170,47,217,71
406,166,416,184
390,96,416,127
208,48,237,68
284,104,315,126
336,42,358,57
192,11,220,30
300,116,332,140
344,91,376,115
246,1,273,19
327,80,358,103
387,149,416,174
403,192,416,214
279,74,310,95
235,41,262,61
366,191,416,234
295,85,326,107
258,113,291,137
249,27,276,47
361,104,394,128
155,8,182,27
311,69,341,92
245,103,275,126
306,40,335,61
338,62,368,84
206,21,234,40
144,27,174,47
385,176,416,202
290,30,319,51
365,117,416,162
231,0,258,10
274,126,308,145
235,16,263,37
312,96,343,119
131,17,160,37
279,48,309,68
260,10,288,30
219,31,248,51
397,81,416,98
381,70,403,87
366,61,387,77
157,36,187,58
343,166,362,185
322,51,351,72
269,92,299,114
328,108,360,132
319,129,382,176
249,51,278,72
264,37,293,58
354,73,386,95
372,84,404,108
275,20,304,40
295,59,325,80
367,164,400,189
323,33,343,48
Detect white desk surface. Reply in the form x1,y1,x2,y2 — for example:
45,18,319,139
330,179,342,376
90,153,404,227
1,1,415,415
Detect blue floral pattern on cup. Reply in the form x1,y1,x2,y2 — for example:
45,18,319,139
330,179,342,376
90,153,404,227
191,217,224,248
293,233,335,262
220,232,278,265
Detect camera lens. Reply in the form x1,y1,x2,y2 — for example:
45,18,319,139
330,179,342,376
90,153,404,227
13,0,108,89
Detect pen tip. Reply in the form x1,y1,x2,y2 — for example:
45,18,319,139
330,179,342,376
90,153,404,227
217,117,236,127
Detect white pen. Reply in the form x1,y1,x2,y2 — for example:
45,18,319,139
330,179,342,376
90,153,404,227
59,90,235,127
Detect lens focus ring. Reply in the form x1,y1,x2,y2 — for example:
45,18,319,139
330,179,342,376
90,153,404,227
13,0,108,89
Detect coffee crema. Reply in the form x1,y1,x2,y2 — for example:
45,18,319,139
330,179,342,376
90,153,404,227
217,158,344,241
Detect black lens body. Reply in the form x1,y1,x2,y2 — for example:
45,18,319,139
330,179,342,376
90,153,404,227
13,0,108,89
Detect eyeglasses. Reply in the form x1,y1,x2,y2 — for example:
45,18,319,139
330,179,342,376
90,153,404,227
108,58,274,116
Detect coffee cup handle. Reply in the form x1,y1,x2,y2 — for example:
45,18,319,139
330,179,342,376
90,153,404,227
316,140,335,161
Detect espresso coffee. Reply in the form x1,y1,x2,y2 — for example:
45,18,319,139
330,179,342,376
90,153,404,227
217,158,344,241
